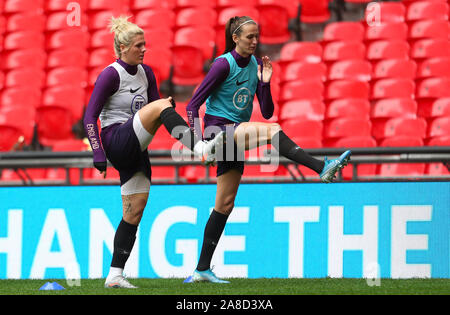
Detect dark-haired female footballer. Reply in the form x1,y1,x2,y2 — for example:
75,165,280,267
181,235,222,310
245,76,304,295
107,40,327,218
184,16,351,283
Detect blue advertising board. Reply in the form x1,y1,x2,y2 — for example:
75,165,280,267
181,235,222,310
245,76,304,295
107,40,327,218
0,182,448,280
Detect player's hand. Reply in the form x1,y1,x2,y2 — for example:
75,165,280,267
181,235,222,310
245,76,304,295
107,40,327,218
257,56,272,83
94,161,107,178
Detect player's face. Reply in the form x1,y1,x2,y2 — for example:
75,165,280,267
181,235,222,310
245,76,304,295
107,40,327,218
122,34,146,65
233,23,259,57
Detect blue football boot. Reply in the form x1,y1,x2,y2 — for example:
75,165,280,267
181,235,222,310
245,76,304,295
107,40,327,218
319,150,351,183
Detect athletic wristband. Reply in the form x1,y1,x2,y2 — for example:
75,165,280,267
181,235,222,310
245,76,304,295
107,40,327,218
94,161,107,172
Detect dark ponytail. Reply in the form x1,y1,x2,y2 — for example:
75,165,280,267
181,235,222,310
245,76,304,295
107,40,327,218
223,16,257,54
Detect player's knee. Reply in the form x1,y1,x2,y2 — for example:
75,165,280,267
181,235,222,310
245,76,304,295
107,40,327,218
270,123,281,136
219,197,235,215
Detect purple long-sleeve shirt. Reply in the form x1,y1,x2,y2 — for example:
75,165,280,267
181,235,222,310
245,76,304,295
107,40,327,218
186,50,274,135
83,59,160,163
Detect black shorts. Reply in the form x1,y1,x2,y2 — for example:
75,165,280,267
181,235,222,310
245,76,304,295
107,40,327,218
207,123,244,177
100,117,152,186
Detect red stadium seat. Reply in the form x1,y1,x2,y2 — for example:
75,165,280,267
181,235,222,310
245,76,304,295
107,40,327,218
2,49,47,70
281,61,327,83
142,28,173,49
380,135,424,147
371,98,417,119
3,0,43,13
425,162,450,176
325,80,370,100
130,0,176,11
364,1,406,24
216,0,258,9
171,45,205,85
179,165,207,184
417,77,450,99
280,119,323,140
90,29,115,49
279,41,323,66
50,139,89,153
4,69,45,89
323,118,372,146
47,49,89,69
46,11,88,31
5,12,46,32
174,26,215,60
45,0,88,12
366,40,410,63
322,41,366,64
251,98,279,123
371,78,415,100
410,38,450,60
88,0,127,11
416,57,450,79
372,59,417,80
171,26,215,85
333,136,377,148
427,135,450,146
378,133,428,177
0,87,42,109
0,107,35,149
46,67,88,88
406,1,449,21
145,48,172,83
291,136,322,149
378,163,426,177
326,98,371,120
408,20,450,41
36,106,76,145
256,2,291,44
298,0,331,23
46,29,90,50
88,10,130,31
327,59,372,82
418,97,450,118
175,7,217,29
0,16,4,34
331,136,377,179
175,0,214,9
427,116,450,138
42,86,85,120
365,22,408,42
88,48,115,69
279,80,324,103
135,8,176,28
3,31,44,51
322,22,365,42
372,117,427,140
280,99,325,121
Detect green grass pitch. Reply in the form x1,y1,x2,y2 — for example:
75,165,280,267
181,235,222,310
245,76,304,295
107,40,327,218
0,278,448,295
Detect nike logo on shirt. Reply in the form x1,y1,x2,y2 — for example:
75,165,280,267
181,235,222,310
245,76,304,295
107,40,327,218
130,87,141,93
236,79,249,86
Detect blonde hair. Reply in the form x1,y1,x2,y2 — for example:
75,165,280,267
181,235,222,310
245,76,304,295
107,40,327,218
108,16,144,58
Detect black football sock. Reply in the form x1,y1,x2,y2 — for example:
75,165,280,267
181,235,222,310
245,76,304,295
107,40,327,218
196,210,229,271
111,219,138,269
160,106,200,151
272,130,325,174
